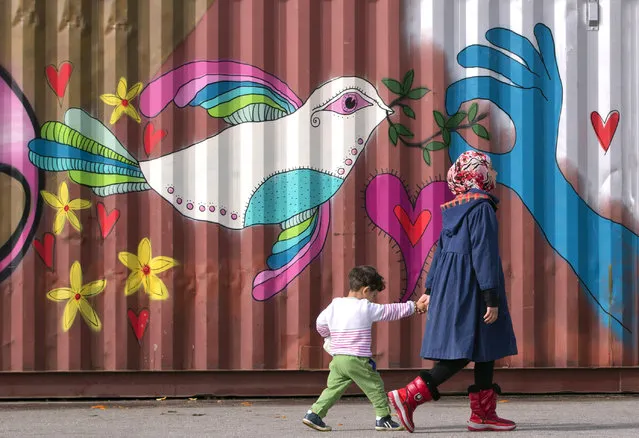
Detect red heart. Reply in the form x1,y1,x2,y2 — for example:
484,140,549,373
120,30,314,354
33,232,55,269
127,309,150,342
591,110,620,153
96,202,120,239
393,205,432,247
143,122,167,156
45,62,73,99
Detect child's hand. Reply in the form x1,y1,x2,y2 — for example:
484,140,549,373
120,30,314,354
484,307,498,324
415,300,428,314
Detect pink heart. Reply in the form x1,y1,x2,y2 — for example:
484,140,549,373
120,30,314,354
365,174,453,302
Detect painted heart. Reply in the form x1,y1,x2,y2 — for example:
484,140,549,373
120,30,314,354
96,202,120,239
127,308,150,342
33,232,55,269
394,205,432,246
591,110,620,153
45,61,74,99
143,122,167,156
365,174,453,302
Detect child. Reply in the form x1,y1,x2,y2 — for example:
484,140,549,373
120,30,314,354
387,151,518,433
302,265,427,432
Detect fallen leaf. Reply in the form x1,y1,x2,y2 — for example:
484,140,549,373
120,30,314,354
90,405,106,410
167,410,178,413
281,416,287,419
498,400,509,403
337,423,343,426
240,402,253,407
188,398,197,401
156,397,167,401
192,413,205,417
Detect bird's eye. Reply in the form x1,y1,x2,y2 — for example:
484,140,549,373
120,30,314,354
323,91,372,115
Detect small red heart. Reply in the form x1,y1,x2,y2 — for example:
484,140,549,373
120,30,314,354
591,110,620,153
393,205,432,247
127,308,150,342
33,232,55,269
143,122,167,156
96,202,120,239
45,61,74,99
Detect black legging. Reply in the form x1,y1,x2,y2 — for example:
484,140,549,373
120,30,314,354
420,359,494,390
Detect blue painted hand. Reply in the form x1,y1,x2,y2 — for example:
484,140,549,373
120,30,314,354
446,23,636,339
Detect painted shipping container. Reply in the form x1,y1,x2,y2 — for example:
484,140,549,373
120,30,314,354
0,0,638,397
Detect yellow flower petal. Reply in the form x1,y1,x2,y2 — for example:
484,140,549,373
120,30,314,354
66,210,82,232
68,199,91,210
124,105,141,124
81,279,106,297
62,300,79,332
100,94,122,106
149,256,178,274
124,271,143,296
47,287,75,302
40,190,63,209
125,82,143,100
146,274,169,300
58,181,69,205
53,210,67,235
109,104,126,125
138,238,152,266
118,251,142,271
116,77,128,99
70,261,82,292
78,298,102,331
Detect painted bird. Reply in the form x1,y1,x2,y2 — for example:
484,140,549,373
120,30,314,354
27,60,393,300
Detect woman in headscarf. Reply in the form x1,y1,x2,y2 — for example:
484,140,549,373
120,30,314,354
387,151,518,433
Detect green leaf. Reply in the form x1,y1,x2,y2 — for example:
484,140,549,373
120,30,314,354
468,102,478,123
423,148,432,166
407,87,430,99
382,78,404,95
425,141,447,151
442,128,451,145
394,123,414,137
445,112,467,128
472,124,490,140
402,105,416,119
433,110,445,128
389,125,399,145
402,70,415,94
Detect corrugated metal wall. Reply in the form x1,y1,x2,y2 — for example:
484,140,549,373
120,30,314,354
0,0,637,388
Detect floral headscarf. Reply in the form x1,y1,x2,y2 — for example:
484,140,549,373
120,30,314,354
447,151,496,195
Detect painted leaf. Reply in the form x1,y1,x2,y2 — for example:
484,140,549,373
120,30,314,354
402,69,414,94
394,124,414,138
468,102,478,122
381,78,403,95
407,87,429,99
402,105,415,119
433,111,445,128
423,149,432,166
442,128,451,146
426,141,447,151
445,112,466,128
472,124,490,140
389,125,399,145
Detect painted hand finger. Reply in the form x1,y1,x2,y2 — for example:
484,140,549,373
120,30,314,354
533,23,560,80
457,44,539,88
485,27,546,78
445,76,516,121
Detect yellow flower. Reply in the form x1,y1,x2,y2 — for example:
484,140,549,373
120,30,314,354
100,77,143,124
47,261,106,332
40,181,91,235
118,238,178,300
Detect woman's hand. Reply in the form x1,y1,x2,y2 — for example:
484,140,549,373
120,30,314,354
416,294,430,313
483,307,498,324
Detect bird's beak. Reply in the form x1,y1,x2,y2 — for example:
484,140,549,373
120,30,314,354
380,101,394,115
386,108,395,115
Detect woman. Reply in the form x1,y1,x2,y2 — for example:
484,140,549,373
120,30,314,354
387,151,518,433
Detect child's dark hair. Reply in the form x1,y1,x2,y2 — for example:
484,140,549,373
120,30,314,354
348,265,386,292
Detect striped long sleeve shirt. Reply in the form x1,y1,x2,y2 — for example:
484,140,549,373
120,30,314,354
316,297,415,357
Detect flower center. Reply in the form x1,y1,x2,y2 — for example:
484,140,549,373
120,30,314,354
121,99,129,107
64,205,70,212
142,265,151,276
74,293,81,301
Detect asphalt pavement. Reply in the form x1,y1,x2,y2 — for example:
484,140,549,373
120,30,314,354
0,395,637,437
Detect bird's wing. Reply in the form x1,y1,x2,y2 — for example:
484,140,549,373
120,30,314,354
252,202,331,301
139,60,303,124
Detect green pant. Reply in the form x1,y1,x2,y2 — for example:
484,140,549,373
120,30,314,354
311,355,391,418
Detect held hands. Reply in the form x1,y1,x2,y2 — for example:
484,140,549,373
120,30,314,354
415,294,429,314
483,307,498,324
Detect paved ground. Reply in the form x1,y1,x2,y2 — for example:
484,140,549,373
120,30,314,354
0,395,638,437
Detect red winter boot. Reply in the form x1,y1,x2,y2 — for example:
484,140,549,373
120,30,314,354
387,376,440,433
467,384,516,431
